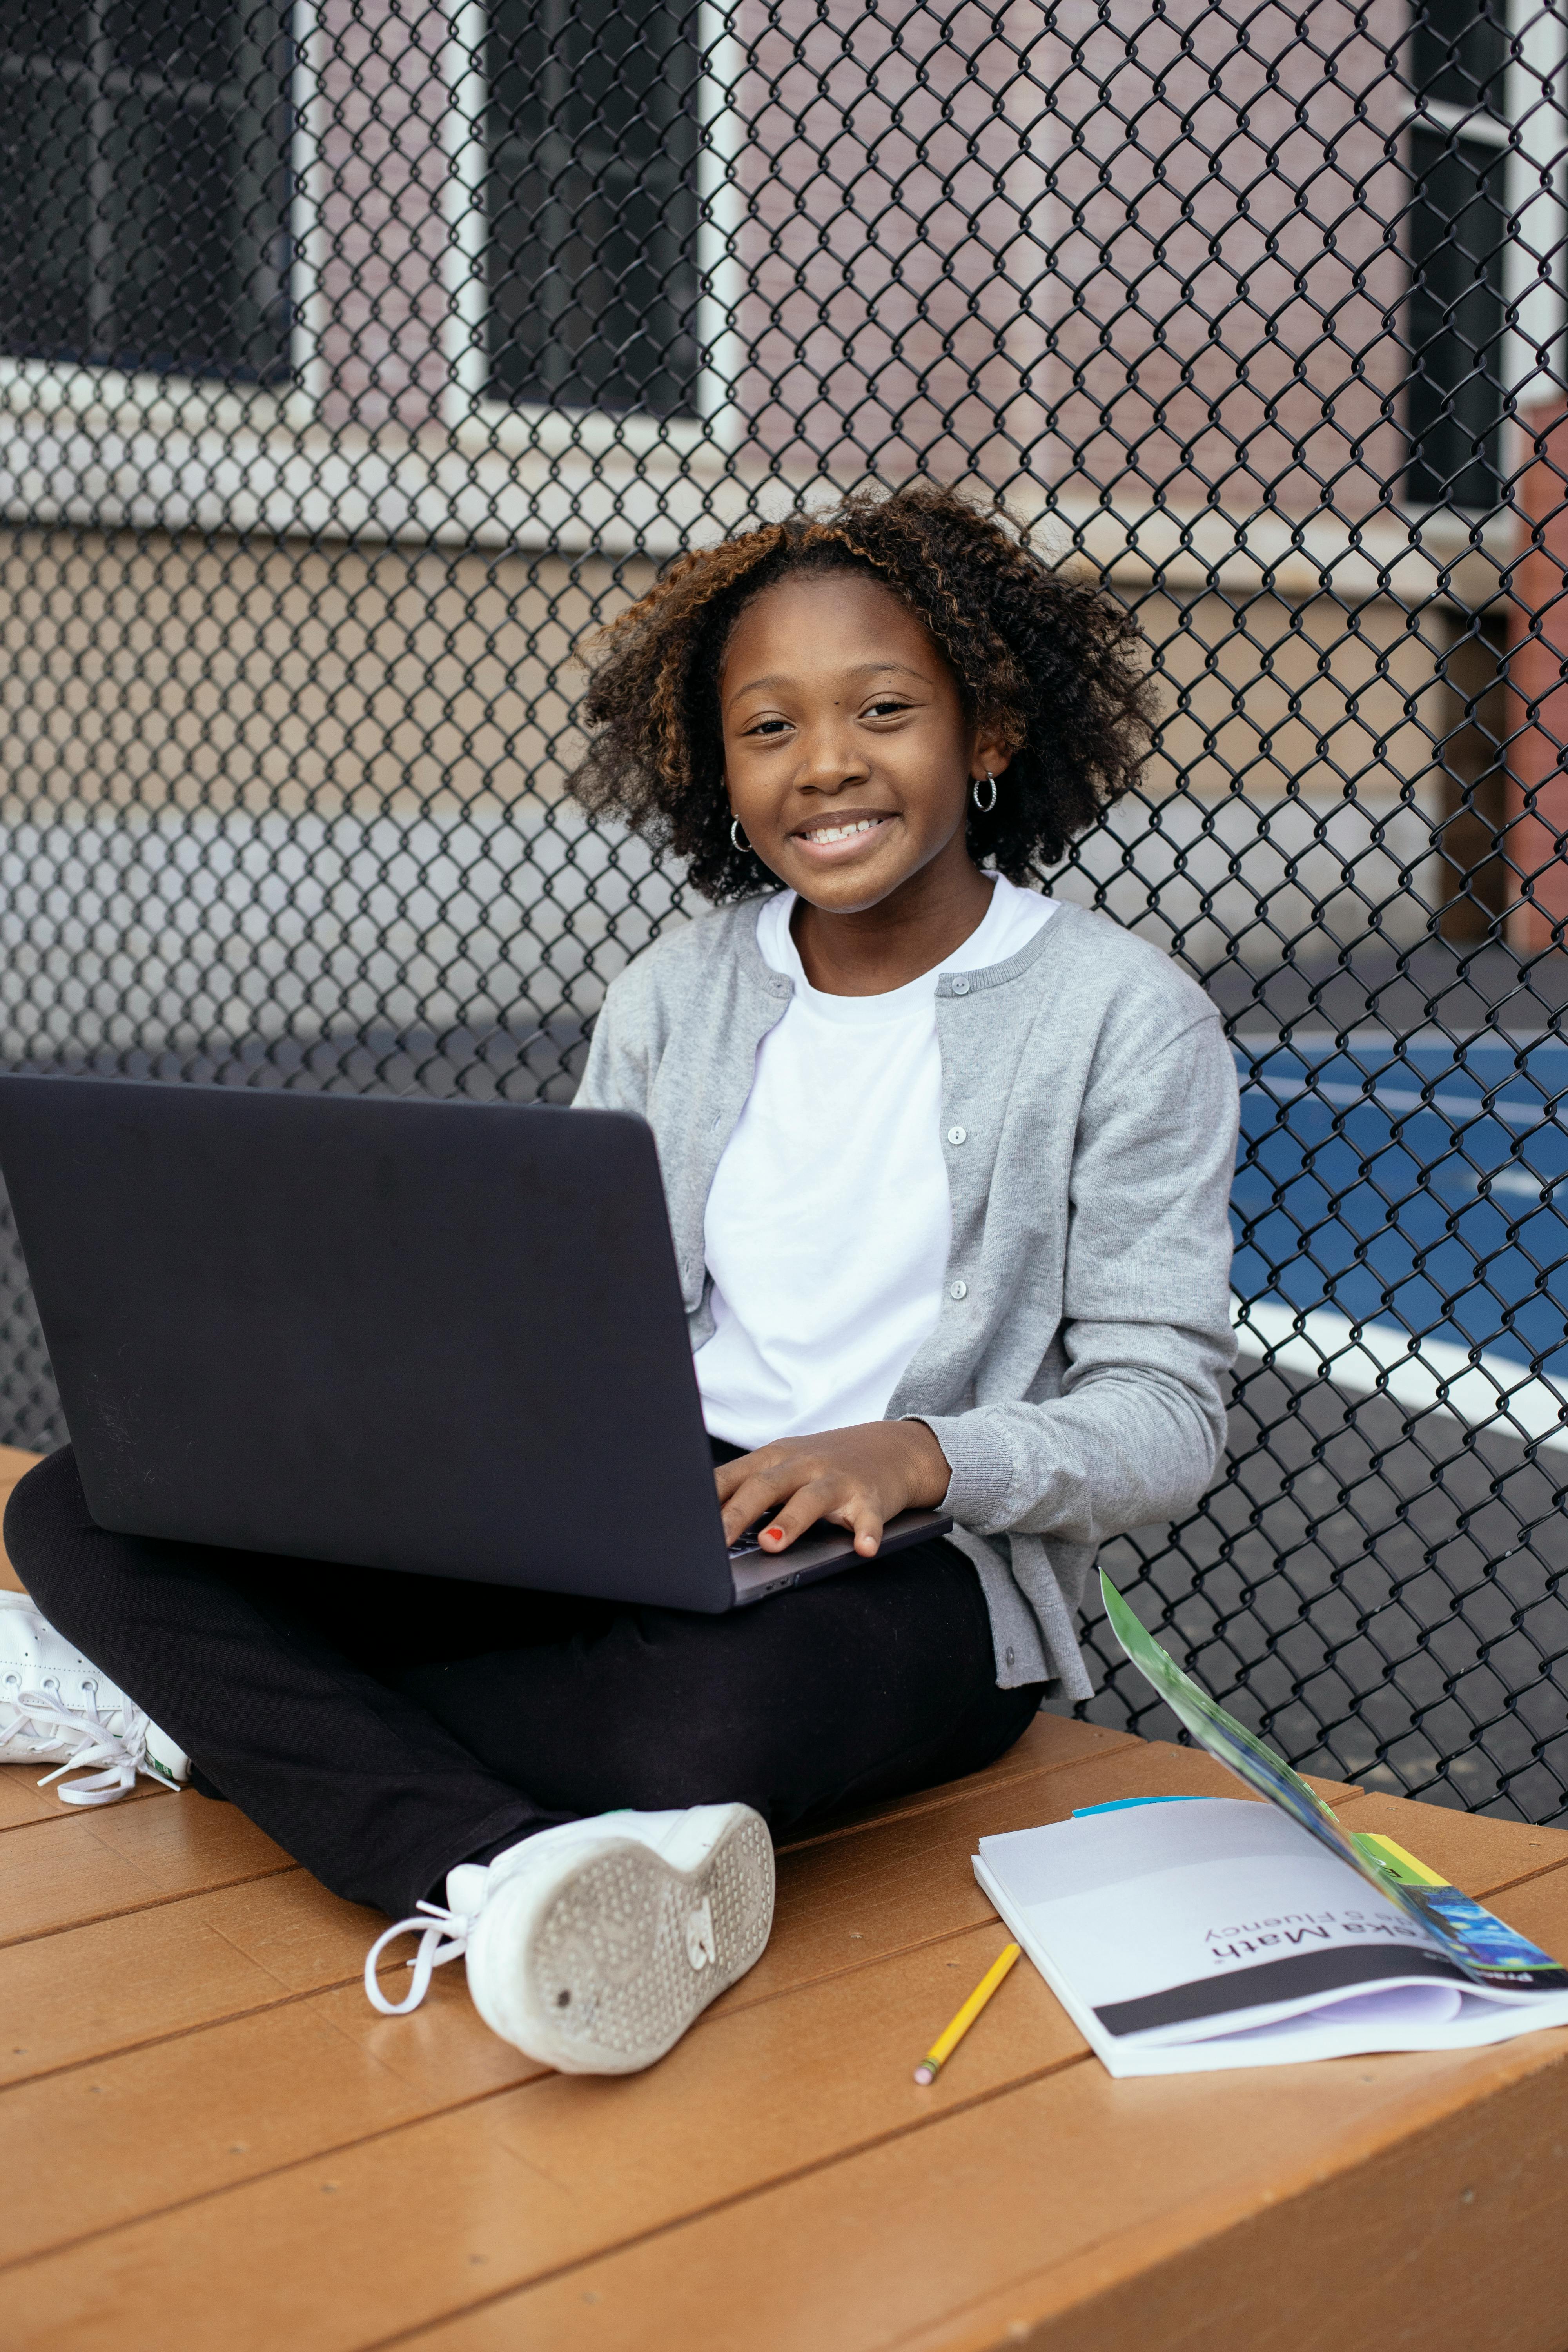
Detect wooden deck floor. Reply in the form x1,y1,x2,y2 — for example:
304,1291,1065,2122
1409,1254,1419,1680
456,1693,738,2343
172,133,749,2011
4,1446,1568,2352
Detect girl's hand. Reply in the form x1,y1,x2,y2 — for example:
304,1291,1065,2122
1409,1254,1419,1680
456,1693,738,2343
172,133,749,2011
715,1421,952,1561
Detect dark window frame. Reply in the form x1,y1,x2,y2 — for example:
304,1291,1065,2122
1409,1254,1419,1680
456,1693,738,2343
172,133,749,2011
1404,0,1513,511
483,0,700,419
0,0,292,386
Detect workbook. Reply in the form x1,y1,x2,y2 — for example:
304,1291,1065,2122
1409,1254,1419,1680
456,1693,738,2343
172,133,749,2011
974,1574,1568,2075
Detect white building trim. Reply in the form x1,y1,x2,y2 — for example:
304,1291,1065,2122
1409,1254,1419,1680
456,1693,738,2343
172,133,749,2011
438,0,744,457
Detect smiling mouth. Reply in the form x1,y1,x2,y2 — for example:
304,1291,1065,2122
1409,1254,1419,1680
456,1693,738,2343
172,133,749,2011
796,815,892,846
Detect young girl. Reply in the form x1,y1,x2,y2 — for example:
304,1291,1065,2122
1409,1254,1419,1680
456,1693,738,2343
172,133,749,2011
0,485,1238,2075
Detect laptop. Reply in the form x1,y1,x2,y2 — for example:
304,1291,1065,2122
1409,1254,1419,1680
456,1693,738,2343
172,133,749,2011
0,1075,951,1611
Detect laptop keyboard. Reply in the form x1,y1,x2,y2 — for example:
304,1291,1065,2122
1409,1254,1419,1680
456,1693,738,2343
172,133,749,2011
728,1518,836,1562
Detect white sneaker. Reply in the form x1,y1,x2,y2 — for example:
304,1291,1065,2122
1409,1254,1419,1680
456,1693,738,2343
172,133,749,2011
0,1589,191,1806
364,1802,775,2074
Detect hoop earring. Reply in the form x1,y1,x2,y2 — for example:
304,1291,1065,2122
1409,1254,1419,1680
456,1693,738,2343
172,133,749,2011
730,816,750,853
972,771,998,814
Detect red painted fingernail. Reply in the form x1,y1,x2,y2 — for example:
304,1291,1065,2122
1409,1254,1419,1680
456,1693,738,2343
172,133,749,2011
765,1526,784,1541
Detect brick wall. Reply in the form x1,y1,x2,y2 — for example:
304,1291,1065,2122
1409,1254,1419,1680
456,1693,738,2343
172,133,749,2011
305,0,1418,522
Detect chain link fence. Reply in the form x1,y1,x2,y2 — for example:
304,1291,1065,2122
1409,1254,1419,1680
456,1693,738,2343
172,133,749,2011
3,0,1568,1816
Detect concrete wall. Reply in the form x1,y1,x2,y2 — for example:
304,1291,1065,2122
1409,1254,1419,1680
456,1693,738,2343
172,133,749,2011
0,532,651,818
1053,586,1465,969
0,525,1499,1071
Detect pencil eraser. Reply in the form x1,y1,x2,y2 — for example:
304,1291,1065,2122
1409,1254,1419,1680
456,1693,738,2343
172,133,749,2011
913,2064,936,2086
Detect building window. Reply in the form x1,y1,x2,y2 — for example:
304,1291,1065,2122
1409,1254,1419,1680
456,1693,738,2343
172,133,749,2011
1405,0,1511,509
484,0,699,417
0,0,291,383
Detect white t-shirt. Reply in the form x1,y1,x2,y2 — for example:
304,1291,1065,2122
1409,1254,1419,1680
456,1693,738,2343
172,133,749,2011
693,874,1057,1449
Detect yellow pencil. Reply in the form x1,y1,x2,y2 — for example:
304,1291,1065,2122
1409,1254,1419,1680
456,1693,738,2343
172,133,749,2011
913,1941,1022,2085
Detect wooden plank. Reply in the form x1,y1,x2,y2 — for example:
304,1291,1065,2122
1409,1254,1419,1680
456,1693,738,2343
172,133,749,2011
0,1791,291,1946
0,1759,1451,2349
0,1744,1150,2260
478,2036,1568,2352
0,1728,1140,2086
0,1970,548,2269
0,1761,97,1833
0,1725,1131,2045
1479,1862,1568,1958
20,1866,1568,2352
0,1911,1067,2274
897,2058,1568,2352
1334,1791,1568,1898
0,1761,161,1833
0,1736,1350,2067
0,1726,1542,2350
0,1755,1520,2091
0,1739,1134,2297
0,1732,1130,2134
0,1443,41,1592
0,1868,390,2089
0,1920,1091,2346
392,1864,1568,2352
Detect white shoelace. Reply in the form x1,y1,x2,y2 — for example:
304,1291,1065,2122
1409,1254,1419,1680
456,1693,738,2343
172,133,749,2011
10,1689,162,1808
363,1900,474,2016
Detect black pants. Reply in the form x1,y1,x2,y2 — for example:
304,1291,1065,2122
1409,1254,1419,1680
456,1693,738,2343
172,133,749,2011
5,1446,1044,1920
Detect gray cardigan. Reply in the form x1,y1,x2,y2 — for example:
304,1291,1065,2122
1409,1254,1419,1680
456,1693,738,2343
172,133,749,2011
575,897,1239,1700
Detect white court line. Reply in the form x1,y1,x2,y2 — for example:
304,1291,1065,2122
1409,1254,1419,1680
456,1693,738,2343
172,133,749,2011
1232,1298,1568,1456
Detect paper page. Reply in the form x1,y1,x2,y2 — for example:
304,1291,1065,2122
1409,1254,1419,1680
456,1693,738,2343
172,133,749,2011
1098,1569,1568,1994
973,1820,1568,2077
977,1800,1464,2047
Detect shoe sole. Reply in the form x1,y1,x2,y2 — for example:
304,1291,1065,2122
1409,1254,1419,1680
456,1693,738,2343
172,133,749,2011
470,1808,775,2074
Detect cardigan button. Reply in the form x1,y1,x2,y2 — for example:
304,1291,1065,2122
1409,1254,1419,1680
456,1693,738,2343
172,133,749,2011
946,1125,967,1145
947,1279,968,1300
950,976,971,995
1005,1646,1015,1668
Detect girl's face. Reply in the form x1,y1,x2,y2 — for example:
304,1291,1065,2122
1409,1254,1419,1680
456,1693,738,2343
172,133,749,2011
719,569,1008,915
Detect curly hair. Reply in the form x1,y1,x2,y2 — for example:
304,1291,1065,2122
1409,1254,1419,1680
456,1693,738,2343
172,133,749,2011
566,482,1156,903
